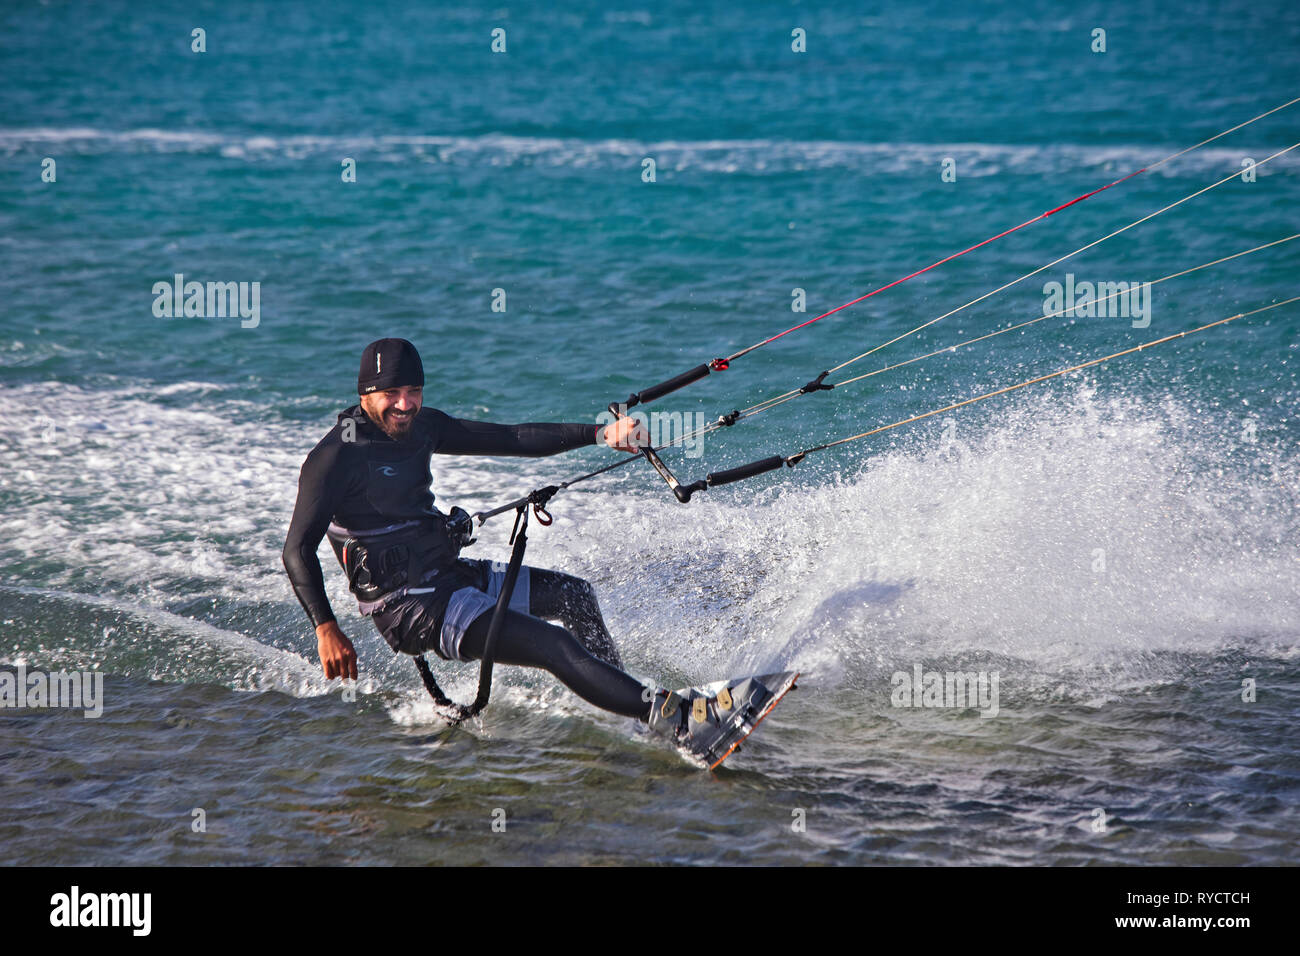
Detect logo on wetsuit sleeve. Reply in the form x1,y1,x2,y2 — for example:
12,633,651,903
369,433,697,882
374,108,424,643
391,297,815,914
377,466,398,477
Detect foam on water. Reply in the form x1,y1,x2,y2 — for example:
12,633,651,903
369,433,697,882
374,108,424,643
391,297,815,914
2,126,1294,178
0,584,332,695
2,376,1295,720
555,385,1299,698
0,381,519,606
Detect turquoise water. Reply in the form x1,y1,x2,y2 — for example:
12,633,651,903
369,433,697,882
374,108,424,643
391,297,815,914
1,0,1298,864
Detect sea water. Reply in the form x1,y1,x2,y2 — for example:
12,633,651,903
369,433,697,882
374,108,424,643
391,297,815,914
1,0,1297,864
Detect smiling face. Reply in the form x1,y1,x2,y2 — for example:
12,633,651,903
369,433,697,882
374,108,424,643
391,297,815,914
360,385,423,439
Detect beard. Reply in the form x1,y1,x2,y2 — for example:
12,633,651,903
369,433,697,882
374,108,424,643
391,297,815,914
380,410,415,439
383,425,410,440
362,402,418,440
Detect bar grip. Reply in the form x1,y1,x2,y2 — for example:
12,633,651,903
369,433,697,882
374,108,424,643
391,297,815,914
706,455,785,487
617,364,711,410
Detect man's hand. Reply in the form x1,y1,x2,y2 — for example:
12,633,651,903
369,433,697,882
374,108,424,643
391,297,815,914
601,415,650,453
316,620,358,680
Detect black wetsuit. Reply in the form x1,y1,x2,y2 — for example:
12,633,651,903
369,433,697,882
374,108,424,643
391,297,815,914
282,403,650,719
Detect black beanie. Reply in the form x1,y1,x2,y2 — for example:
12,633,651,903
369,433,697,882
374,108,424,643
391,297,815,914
357,338,424,394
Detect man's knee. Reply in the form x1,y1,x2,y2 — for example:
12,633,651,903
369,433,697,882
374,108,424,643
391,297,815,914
559,572,599,606
530,567,599,610
538,567,590,590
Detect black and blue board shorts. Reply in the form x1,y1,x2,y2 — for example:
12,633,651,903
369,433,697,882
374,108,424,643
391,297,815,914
371,557,532,661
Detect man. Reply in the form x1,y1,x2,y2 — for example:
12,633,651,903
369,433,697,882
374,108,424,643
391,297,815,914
282,337,794,766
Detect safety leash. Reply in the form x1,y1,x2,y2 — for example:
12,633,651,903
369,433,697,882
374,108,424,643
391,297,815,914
414,489,556,720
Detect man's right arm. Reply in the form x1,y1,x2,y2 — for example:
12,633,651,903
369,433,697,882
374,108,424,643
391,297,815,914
283,437,359,680
282,437,346,631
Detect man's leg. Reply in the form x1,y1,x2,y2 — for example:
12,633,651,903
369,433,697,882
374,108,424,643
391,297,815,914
525,567,622,669
458,608,649,720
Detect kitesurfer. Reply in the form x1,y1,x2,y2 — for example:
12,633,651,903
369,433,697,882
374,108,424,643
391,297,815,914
282,338,794,764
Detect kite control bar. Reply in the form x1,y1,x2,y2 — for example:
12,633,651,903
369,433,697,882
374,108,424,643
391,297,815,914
666,454,798,503
611,362,719,413
607,400,703,503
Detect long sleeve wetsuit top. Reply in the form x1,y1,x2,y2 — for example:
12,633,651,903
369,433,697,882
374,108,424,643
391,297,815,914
283,403,598,629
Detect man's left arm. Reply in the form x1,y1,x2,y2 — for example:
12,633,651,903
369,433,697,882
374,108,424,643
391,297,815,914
430,409,641,456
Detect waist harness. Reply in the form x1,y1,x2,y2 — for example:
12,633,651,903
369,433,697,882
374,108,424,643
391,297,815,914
326,509,474,614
